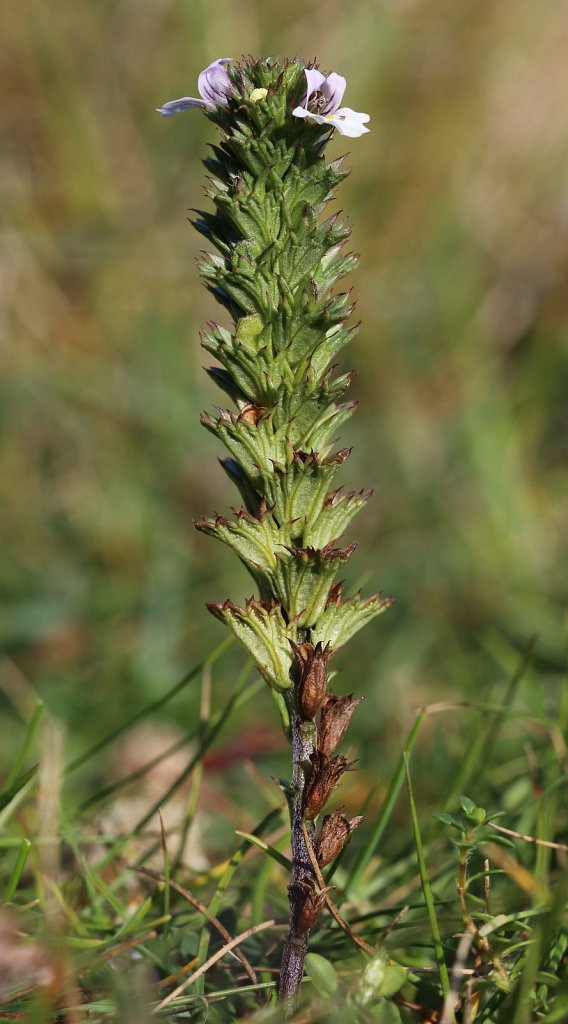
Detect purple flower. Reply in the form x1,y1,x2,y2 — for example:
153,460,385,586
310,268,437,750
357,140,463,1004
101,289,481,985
156,58,233,117
292,69,370,138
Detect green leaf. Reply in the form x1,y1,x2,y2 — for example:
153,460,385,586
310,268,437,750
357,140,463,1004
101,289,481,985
433,812,464,831
274,542,355,626
312,591,393,650
303,488,372,549
180,932,199,957
355,954,388,1007
485,810,507,823
486,832,516,848
310,324,357,380
65,937,106,949
377,963,407,998
200,408,288,486
206,598,293,691
195,507,281,586
353,959,406,1008
459,795,481,819
305,952,338,997
202,323,270,402
266,449,349,537
235,312,265,346
367,1002,403,1023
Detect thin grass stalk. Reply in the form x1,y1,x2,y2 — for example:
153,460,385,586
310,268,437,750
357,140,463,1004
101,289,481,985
404,753,452,1011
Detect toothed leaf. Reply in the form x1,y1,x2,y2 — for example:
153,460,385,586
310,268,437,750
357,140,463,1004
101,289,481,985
207,598,293,691
312,592,394,649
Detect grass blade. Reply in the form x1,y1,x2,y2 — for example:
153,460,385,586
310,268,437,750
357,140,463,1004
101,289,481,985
404,753,452,1007
65,636,232,774
194,807,283,996
345,710,426,896
4,838,32,901
2,700,43,794
234,830,292,871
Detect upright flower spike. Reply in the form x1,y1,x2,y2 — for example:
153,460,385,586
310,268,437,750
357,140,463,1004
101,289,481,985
158,56,390,1013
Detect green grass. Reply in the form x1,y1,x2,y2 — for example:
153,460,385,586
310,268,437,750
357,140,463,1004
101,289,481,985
0,638,566,1021
2,0,567,1019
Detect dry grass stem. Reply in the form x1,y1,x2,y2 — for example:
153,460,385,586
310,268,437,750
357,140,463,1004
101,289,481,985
300,823,375,955
128,864,258,984
152,919,280,1012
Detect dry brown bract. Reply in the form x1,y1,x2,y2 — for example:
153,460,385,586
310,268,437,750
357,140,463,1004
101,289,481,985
315,809,365,867
303,752,355,820
318,693,364,756
291,640,333,720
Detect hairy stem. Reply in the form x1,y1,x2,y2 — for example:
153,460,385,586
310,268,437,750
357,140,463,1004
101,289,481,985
279,701,317,1012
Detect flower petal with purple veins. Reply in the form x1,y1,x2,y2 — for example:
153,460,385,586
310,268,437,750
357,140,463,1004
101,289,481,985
198,58,233,106
320,73,346,114
293,69,370,138
157,58,233,118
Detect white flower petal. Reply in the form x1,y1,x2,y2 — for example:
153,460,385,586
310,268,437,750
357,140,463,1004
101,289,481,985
327,107,370,137
156,96,210,117
291,105,314,121
292,104,370,138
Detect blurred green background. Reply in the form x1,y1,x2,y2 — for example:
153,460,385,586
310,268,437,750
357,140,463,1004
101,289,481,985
2,0,567,789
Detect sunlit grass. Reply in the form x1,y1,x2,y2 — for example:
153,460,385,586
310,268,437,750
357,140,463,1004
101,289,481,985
1,638,567,1020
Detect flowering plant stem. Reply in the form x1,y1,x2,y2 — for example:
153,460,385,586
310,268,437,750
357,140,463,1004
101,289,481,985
279,706,317,1006
160,55,390,1010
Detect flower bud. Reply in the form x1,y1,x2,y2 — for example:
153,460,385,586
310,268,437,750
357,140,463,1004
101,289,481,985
318,693,363,756
303,751,354,820
291,640,332,720
315,809,365,867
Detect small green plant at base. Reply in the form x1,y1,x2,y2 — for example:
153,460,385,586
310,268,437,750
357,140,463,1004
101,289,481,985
435,795,530,1010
